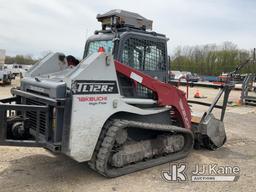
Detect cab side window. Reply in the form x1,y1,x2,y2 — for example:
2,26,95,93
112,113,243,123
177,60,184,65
121,38,166,71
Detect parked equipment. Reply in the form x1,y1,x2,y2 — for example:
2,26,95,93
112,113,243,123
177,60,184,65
0,10,233,177
9,64,31,78
0,69,12,85
0,50,13,85
240,74,256,105
239,48,256,106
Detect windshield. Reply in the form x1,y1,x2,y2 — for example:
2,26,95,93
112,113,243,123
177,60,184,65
86,40,114,57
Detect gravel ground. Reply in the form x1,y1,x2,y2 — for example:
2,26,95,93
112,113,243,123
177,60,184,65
0,78,255,192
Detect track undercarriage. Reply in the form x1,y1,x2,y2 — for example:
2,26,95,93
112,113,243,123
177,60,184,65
89,119,194,177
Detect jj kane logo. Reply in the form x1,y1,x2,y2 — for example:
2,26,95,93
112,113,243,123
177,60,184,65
72,80,118,94
161,163,240,182
161,163,187,182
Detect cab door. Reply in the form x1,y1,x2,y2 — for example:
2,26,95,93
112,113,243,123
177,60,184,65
118,33,168,82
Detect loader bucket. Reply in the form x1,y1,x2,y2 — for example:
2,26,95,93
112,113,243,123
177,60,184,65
189,82,233,150
193,114,226,150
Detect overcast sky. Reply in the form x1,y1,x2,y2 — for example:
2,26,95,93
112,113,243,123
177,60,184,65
0,0,255,58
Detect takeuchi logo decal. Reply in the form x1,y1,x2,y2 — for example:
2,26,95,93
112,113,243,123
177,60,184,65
77,96,108,106
77,96,107,102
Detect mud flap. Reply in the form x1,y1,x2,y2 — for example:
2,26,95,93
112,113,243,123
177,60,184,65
194,114,226,150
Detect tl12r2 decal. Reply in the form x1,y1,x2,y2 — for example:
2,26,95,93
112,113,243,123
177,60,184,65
72,80,118,94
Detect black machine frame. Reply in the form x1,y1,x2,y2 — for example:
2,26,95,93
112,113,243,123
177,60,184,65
0,90,66,151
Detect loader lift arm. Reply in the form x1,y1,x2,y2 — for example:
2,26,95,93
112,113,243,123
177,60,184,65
114,60,192,129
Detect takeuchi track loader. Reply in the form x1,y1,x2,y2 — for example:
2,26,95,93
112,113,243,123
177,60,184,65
0,10,233,177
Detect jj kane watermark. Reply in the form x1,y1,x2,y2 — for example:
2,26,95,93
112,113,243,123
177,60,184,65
161,163,240,182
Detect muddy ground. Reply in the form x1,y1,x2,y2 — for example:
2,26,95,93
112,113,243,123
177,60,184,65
0,78,255,192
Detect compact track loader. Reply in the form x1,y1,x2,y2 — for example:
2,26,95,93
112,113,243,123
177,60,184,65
0,10,232,177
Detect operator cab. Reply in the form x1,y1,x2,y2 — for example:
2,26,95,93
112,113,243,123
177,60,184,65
83,9,169,98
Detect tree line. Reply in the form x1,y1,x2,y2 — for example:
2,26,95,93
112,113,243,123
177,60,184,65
4,42,256,75
5,55,38,65
170,42,256,76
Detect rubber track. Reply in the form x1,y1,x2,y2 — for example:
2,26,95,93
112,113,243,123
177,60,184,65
89,119,194,177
